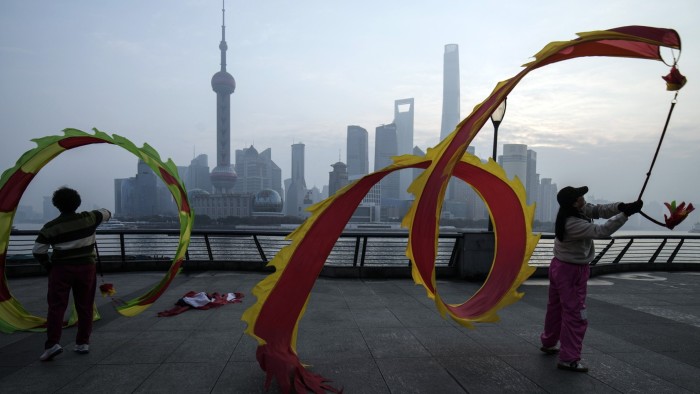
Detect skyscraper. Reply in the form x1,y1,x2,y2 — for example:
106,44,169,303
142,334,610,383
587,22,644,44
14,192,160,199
115,160,177,218
499,144,528,186
285,143,308,217
210,4,237,194
375,123,399,201
526,149,538,205
232,146,283,198
346,125,368,177
394,98,414,200
328,161,348,196
538,178,558,222
185,154,212,192
440,44,460,141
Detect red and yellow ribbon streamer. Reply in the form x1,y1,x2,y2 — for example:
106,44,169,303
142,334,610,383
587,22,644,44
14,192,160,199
242,26,682,393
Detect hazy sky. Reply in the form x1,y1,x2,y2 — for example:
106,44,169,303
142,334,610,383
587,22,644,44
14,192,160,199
1,0,699,224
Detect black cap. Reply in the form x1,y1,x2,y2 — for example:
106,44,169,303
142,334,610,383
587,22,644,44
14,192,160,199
557,186,588,206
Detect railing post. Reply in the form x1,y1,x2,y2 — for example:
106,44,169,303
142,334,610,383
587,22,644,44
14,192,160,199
649,238,667,264
204,235,213,261
253,235,268,263
119,233,126,266
666,238,684,264
612,239,634,264
353,236,361,267
591,239,615,266
360,236,368,267
449,236,462,267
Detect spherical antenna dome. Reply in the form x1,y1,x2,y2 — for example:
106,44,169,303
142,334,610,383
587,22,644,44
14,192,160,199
187,188,211,199
253,189,283,213
210,165,237,190
211,71,235,94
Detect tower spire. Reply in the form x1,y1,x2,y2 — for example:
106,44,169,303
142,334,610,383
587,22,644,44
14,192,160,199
219,0,228,72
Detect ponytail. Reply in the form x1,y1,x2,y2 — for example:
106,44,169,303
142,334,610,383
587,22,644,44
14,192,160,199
555,205,582,241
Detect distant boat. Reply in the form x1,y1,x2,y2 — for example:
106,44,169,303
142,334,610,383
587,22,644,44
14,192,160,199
98,219,130,230
690,222,700,233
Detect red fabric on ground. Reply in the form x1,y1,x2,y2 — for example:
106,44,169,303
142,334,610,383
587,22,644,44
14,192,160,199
157,291,244,317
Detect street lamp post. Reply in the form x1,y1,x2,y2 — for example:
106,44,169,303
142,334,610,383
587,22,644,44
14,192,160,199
488,98,507,232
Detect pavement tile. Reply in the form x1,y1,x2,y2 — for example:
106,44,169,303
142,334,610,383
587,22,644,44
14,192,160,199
297,326,373,360
166,330,240,363
133,361,226,394
375,357,466,393
409,326,491,357
361,327,430,359
0,364,92,393
609,350,700,392
55,363,159,394
439,354,545,393
303,357,390,394
587,353,694,393
99,330,189,364
211,361,277,394
499,353,620,394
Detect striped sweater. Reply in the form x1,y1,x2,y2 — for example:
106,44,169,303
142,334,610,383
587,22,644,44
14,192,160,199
32,209,111,267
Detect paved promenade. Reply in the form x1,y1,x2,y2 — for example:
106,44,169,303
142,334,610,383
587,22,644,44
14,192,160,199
1,270,699,393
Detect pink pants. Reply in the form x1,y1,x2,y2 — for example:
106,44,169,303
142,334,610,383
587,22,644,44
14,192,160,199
45,264,97,349
540,257,590,362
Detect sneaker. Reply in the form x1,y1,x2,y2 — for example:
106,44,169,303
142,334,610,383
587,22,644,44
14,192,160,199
557,360,589,372
540,346,560,355
39,344,63,361
74,344,90,354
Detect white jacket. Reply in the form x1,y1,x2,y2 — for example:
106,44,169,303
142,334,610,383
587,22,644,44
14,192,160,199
553,202,628,265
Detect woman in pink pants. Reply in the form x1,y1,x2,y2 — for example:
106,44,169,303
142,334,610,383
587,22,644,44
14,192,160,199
540,186,642,372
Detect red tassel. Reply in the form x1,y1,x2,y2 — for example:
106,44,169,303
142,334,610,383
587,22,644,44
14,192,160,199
256,344,342,394
662,66,687,91
663,201,695,229
99,283,116,297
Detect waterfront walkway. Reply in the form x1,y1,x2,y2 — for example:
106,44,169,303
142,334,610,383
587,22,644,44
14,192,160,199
1,270,699,393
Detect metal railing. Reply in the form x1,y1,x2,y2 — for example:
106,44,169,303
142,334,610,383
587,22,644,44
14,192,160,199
527,233,700,273
7,229,700,276
6,229,461,269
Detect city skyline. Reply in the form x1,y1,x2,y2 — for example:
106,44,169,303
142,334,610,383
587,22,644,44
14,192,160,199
2,1,699,225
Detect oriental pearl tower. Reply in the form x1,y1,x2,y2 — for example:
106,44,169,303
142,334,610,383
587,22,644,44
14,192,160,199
210,1,237,194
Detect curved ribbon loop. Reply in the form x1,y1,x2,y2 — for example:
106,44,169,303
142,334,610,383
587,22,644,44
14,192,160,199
0,128,193,333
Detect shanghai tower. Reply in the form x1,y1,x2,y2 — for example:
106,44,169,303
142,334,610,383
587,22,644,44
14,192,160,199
440,44,460,141
210,2,237,194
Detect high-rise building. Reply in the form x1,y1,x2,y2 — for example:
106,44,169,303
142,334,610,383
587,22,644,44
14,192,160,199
440,44,460,141
375,123,399,201
210,4,237,194
285,142,308,218
526,149,538,204
328,161,348,196
538,178,558,223
232,146,283,198
499,144,528,187
394,98,414,200
412,146,425,183
115,160,177,218
439,44,468,203
346,125,369,177
185,154,212,192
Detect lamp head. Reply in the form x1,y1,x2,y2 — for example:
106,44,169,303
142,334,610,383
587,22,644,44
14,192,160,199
490,98,507,124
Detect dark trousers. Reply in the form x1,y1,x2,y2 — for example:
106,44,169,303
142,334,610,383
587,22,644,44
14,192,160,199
45,264,97,349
